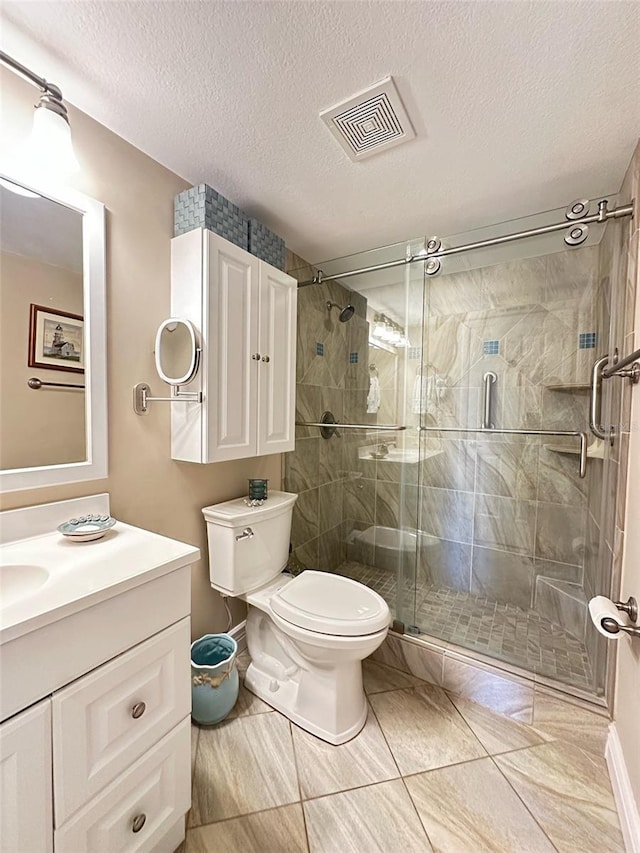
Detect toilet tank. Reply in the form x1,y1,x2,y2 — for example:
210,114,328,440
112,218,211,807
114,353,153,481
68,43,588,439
202,490,298,595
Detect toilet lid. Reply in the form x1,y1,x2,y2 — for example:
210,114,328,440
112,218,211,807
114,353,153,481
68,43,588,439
270,571,390,636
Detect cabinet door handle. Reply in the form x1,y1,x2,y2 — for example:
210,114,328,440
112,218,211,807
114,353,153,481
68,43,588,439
261,355,270,363
132,814,146,833
131,701,146,719
252,353,261,361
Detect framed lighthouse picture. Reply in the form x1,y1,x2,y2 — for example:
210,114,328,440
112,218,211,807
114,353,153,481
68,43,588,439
28,304,85,374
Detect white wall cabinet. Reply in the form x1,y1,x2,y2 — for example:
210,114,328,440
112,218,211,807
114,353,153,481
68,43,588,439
0,699,53,853
170,229,297,463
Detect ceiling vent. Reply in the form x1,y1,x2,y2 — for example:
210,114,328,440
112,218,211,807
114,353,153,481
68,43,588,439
320,76,415,162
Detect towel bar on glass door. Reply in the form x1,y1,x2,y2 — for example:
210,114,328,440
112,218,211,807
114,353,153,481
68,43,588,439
295,421,407,431
419,426,588,478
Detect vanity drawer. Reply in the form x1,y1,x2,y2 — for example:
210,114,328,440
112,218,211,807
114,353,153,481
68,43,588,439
53,618,190,824
55,716,190,853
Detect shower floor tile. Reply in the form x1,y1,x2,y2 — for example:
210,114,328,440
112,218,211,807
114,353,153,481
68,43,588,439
335,560,594,692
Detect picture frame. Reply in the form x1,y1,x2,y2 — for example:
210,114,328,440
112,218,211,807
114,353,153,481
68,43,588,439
28,304,85,374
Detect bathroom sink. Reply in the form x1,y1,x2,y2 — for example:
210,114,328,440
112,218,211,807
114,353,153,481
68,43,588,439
0,564,49,607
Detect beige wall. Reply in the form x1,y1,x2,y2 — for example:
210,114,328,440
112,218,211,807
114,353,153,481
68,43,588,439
615,139,640,811
0,68,283,638
0,250,85,469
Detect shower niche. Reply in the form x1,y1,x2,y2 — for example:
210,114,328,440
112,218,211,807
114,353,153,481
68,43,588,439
169,229,297,463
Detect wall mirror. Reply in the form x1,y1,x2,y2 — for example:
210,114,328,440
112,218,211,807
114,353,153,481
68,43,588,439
154,318,200,386
0,173,107,492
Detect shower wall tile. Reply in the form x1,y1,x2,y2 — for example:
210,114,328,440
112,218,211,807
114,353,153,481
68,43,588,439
420,439,476,492
291,487,319,548
284,437,319,493
533,558,582,587
319,523,345,571
537,446,588,507
503,306,575,386
470,547,534,612
419,487,474,544
424,387,480,430
535,502,587,566
500,386,543,430
294,536,319,571
481,257,546,310
475,438,538,500
344,477,375,525
427,269,484,317
318,480,344,534
295,382,321,438
545,246,598,302
418,537,472,593
473,494,536,556
374,480,401,530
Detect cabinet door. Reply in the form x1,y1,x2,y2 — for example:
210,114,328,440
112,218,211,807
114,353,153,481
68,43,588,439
206,232,260,461
52,619,190,824
55,718,190,853
257,263,297,455
0,699,53,853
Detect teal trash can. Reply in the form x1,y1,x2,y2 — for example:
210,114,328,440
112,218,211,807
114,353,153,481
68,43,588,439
191,633,239,725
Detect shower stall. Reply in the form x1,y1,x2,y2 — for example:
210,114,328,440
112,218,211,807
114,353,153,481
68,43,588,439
285,194,635,704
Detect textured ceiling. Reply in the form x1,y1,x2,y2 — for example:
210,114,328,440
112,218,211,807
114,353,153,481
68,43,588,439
2,1,639,263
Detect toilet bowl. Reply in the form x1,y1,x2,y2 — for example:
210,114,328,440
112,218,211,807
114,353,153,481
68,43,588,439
202,491,390,744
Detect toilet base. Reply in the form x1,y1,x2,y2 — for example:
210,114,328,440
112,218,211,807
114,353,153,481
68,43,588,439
244,662,368,744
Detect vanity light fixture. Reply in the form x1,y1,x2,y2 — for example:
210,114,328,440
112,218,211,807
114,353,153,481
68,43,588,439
371,313,408,348
0,50,79,191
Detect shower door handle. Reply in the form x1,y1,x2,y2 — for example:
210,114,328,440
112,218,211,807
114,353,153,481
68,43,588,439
482,372,497,430
589,355,609,440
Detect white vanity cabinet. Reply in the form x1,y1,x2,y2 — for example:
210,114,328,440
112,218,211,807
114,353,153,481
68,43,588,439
0,699,53,853
170,229,297,463
0,506,199,853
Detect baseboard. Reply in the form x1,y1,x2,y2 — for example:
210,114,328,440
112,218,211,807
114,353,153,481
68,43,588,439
229,620,247,653
606,723,640,852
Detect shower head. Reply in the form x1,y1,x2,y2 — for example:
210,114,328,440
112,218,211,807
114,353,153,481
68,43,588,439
327,301,355,323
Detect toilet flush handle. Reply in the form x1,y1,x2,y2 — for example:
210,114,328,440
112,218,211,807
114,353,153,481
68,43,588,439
235,527,254,542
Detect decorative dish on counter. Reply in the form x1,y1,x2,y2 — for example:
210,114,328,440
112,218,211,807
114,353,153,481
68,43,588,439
57,515,116,542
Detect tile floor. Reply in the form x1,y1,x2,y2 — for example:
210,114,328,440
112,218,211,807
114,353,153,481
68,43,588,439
182,651,623,852
337,560,594,691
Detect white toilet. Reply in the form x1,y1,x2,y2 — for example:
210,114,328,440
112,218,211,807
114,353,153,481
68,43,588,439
202,490,390,744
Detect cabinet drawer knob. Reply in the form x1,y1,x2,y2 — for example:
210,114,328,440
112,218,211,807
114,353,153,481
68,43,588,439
131,702,146,719
132,814,146,833
252,353,261,361
261,355,270,363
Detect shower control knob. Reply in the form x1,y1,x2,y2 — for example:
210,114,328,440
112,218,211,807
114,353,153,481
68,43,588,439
261,355,270,363
252,353,261,361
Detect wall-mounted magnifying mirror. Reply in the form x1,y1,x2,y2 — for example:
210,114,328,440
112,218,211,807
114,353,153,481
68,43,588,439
154,318,200,386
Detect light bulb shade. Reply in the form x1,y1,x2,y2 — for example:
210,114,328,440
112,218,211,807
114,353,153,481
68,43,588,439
27,106,79,178
373,321,386,337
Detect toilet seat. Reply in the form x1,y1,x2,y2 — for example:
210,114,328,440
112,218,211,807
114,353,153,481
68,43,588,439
270,571,390,636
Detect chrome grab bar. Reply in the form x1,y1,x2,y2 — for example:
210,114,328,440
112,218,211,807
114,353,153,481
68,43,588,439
482,372,497,430
419,426,588,478
296,421,407,431
589,355,609,440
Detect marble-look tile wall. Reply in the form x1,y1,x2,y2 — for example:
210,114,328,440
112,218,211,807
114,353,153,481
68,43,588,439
284,250,369,571
410,247,599,623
